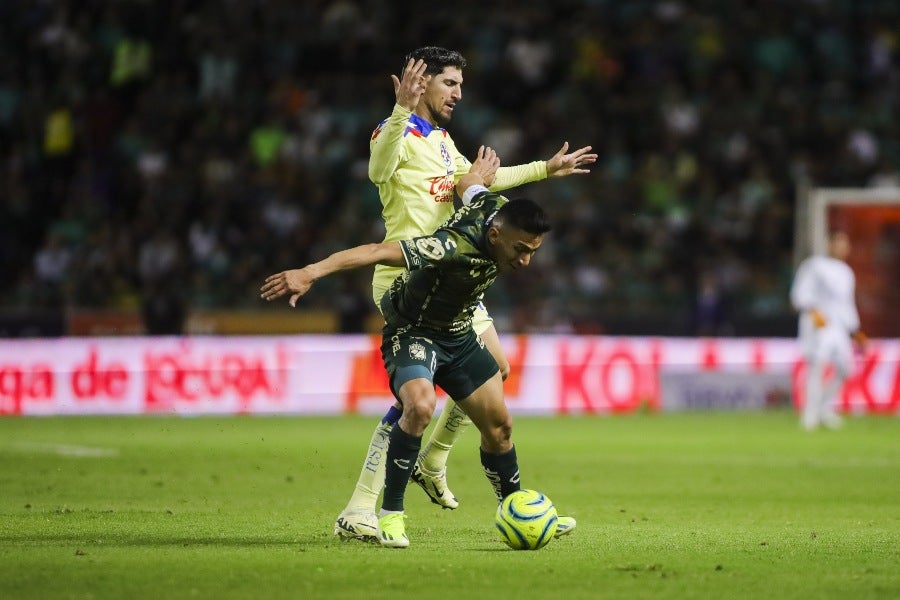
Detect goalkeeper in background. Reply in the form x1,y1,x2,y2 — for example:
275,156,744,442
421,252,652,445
790,230,867,430
332,46,596,541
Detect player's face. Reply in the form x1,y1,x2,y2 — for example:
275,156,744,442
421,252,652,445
829,231,851,261
487,225,543,273
421,66,463,126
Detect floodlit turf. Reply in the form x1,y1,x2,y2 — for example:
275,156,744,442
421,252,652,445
1,412,898,599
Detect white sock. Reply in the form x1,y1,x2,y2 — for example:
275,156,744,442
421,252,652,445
820,377,844,422
802,360,825,429
342,420,391,513
420,400,471,472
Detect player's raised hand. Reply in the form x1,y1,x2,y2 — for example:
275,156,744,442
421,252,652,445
392,58,429,112
470,145,501,186
545,142,598,178
260,268,315,308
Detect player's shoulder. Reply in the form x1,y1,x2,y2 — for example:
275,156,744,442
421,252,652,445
801,254,828,269
371,113,418,141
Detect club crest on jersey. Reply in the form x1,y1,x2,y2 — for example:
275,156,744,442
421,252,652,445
409,342,426,361
440,141,452,168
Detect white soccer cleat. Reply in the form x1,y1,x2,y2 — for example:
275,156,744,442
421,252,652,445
821,412,843,430
410,458,459,510
333,510,379,542
554,516,577,539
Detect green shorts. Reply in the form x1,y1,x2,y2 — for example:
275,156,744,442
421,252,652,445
380,325,500,402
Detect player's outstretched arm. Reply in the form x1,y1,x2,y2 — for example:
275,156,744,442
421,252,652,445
261,242,405,307
545,141,598,178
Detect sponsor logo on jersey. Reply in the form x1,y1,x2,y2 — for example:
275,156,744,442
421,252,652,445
429,175,454,202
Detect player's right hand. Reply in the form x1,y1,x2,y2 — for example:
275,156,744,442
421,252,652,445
470,145,500,186
392,58,428,111
260,268,314,308
810,309,827,328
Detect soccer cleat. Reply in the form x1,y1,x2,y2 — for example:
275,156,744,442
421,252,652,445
554,516,577,539
821,412,843,430
334,510,379,542
411,458,459,510
378,513,409,548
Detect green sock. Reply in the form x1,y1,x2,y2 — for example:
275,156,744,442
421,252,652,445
381,425,422,512
480,445,521,503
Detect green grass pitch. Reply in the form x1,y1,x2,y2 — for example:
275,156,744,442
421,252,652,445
1,412,898,599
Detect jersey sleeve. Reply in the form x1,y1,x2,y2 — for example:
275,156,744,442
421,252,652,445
490,161,547,191
398,231,463,272
451,156,546,192
789,259,816,312
369,104,412,184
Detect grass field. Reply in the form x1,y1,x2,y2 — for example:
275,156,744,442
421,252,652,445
1,411,898,599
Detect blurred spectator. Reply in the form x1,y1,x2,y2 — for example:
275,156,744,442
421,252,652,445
141,278,186,335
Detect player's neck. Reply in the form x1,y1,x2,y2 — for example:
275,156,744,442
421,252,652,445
414,104,447,129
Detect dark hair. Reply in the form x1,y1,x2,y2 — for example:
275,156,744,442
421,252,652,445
494,199,552,235
403,47,466,77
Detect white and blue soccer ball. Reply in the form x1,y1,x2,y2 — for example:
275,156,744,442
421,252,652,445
495,489,558,550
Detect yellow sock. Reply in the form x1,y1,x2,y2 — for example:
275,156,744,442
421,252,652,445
420,400,471,472
342,420,391,513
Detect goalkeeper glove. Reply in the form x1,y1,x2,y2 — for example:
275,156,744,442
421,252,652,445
809,309,827,328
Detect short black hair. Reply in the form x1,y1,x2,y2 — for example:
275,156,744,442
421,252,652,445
494,199,552,235
403,47,466,77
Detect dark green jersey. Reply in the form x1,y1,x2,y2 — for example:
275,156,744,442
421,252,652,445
383,191,508,335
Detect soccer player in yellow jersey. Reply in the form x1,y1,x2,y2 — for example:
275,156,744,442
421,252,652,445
334,47,596,541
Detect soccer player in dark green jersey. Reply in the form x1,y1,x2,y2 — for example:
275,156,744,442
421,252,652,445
261,146,576,548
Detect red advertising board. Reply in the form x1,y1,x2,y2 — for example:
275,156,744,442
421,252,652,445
1,335,898,416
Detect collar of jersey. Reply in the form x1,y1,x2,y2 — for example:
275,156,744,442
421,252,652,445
408,113,442,137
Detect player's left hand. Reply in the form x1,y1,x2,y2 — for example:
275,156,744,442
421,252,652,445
545,142,598,178
260,268,314,307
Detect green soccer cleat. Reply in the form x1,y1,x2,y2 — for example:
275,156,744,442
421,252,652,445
334,510,379,542
410,458,459,510
554,516,577,539
378,513,409,548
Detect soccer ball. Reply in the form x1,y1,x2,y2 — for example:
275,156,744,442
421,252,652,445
495,489,558,550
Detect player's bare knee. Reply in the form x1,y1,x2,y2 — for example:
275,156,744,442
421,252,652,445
403,399,436,432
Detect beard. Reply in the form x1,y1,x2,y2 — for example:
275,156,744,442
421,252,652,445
433,110,452,127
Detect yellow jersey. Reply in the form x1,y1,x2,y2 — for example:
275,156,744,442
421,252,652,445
368,103,547,305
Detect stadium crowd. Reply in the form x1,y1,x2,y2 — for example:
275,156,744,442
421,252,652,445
1,0,898,335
